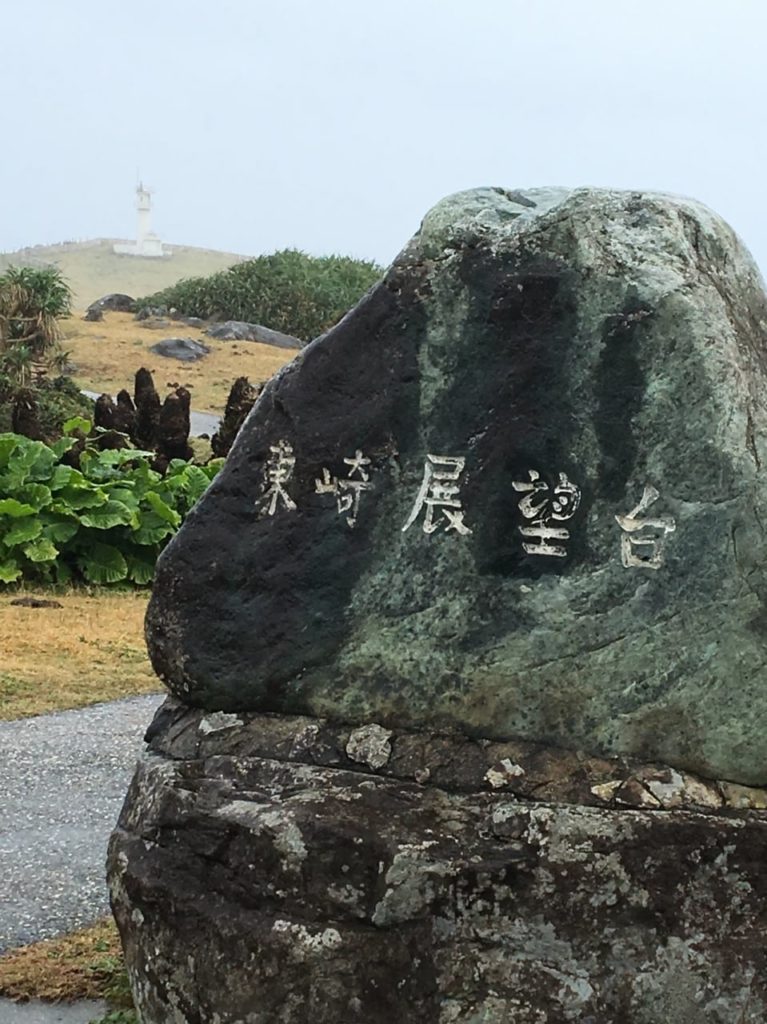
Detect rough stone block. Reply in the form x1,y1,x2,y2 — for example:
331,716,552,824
109,702,767,1024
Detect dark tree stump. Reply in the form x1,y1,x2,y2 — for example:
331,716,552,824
93,393,118,431
11,389,44,440
133,368,161,450
211,376,261,457
114,389,136,436
157,387,193,463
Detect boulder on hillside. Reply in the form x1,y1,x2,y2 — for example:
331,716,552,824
150,338,210,363
148,186,767,787
170,313,206,328
135,305,168,321
137,316,172,331
205,320,302,349
86,292,136,315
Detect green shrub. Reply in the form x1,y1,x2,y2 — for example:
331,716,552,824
0,426,222,587
138,248,382,341
0,374,92,437
0,265,72,366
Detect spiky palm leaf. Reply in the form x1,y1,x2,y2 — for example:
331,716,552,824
0,266,72,381
0,343,34,386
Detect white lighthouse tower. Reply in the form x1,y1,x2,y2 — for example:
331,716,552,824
114,182,167,258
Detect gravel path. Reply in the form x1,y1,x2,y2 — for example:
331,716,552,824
0,998,107,1023
0,694,164,953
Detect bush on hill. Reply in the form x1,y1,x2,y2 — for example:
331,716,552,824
138,248,383,341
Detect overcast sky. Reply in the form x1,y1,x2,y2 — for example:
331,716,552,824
4,0,767,270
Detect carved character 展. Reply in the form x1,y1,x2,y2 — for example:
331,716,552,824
402,455,472,535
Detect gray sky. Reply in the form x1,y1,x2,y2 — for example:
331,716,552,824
4,0,767,270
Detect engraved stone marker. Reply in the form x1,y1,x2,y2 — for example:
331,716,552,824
113,187,767,1024
147,186,767,785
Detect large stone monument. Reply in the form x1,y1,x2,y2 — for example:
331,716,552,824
109,188,767,1023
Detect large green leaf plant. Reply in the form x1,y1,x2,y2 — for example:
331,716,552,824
0,421,222,586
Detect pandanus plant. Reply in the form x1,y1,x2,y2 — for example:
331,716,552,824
0,265,72,383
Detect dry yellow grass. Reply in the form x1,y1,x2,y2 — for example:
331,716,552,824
0,918,129,1004
63,311,295,414
0,589,160,720
0,238,247,311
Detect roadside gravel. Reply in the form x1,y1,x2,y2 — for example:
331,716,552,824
0,693,164,953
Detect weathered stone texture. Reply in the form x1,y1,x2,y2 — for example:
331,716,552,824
109,702,767,1024
146,187,767,785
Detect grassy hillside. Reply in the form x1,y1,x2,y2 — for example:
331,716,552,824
63,311,295,413
0,588,157,719
0,239,247,311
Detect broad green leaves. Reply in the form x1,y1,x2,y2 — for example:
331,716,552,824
2,438,56,488
145,491,181,528
0,559,21,583
0,432,221,587
0,498,35,516
4,517,42,545
24,537,59,563
79,500,137,530
63,415,92,436
78,542,128,584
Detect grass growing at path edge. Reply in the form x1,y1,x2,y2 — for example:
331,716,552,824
0,588,160,720
0,918,135,1022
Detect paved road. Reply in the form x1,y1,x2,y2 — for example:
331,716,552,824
81,390,221,437
0,694,164,953
0,998,107,1023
